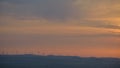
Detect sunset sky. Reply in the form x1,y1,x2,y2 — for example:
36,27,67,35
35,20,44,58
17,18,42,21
0,0,120,58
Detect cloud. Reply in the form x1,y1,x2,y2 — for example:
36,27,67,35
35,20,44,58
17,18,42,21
0,24,120,48
73,0,120,29
1,0,120,29
0,0,76,20
78,20,120,29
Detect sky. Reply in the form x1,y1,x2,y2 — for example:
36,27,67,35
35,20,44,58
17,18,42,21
0,0,120,58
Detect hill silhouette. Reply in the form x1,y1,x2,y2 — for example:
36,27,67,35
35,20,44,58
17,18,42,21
0,54,120,68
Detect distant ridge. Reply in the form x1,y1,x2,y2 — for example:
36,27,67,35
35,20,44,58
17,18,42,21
0,54,120,59
0,54,120,68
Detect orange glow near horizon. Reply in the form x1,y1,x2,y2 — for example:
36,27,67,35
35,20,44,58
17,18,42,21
0,47,120,58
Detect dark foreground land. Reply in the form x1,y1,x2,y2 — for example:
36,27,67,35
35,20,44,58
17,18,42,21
0,54,120,68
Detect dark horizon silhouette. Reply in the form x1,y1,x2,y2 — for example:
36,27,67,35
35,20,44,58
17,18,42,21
0,54,120,68
0,53,120,59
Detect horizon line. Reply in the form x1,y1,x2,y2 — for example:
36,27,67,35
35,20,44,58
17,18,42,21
0,54,120,59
